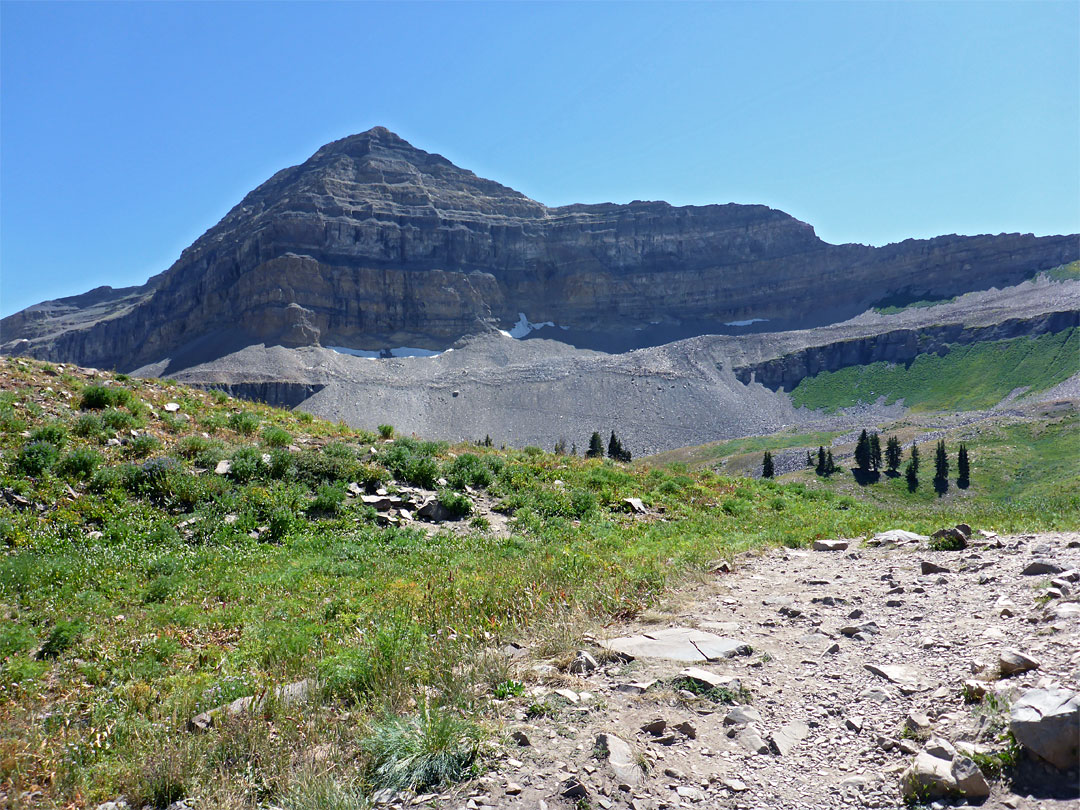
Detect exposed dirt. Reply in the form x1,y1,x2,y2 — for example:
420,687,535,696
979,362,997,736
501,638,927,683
433,530,1079,810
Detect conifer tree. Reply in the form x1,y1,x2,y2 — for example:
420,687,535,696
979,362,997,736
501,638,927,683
854,429,871,470
910,443,920,475
869,432,882,471
816,446,827,476
825,449,836,476
957,443,970,487
905,460,918,492
934,440,948,481
885,436,902,473
586,431,604,458
934,440,949,495
762,451,774,479
806,450,814,468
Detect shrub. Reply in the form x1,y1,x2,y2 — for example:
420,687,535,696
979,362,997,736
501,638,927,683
293,449,357,486
445,454,493,490
309,483,347,515
267,448,294,479
228,411,260,436
176,435,212,459
29,422,68,448
297,410,314,424
126,435,161,458
56,447,101,480
16,441,60,476
102,408,138,432
318,624,426,703
36,619,85,659
209,388,229,404
362,703,483,792
80,385,132,410
229,446,264,483
73,413,105,440
377,424,394,439
381,439,442,488
262,425,292,447
438,490,472,518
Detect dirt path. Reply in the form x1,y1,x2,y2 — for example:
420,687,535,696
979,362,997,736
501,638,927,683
441,530,1079,810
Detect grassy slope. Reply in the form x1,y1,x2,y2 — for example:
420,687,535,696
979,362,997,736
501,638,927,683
0,357,1076,807
639,429,843,471
790,327,1079,413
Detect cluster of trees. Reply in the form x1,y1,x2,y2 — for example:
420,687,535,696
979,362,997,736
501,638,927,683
788,432,970,494
585,430,632,462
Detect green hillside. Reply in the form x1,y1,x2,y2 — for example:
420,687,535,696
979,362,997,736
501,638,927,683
0,357,1076,807
791,327,1078,413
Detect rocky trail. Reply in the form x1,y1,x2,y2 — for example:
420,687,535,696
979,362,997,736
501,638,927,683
439,529,1079,810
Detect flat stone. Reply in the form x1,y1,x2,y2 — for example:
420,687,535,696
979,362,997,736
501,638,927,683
596,733,643,787
1022,559,1064,576
864,663,929,692
724,706,762,726
768,720,809,755
614,679,657,695
872,530,928,545
813,539,849,551
603,627,749,663
622,497,647,514
998,649,1040,677
735,726,770,754
163,402,180,412
920,560,951,575
678,666,736,691
1010,687,1080,770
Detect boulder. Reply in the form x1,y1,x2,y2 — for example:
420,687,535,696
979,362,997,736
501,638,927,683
998,649,1040,677
812,539,849,551
595,733,642,787
1009,687,1080,769
622,497,647,514
1022,559,1065,576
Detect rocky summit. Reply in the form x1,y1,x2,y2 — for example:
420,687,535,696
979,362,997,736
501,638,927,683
2,127,1077,371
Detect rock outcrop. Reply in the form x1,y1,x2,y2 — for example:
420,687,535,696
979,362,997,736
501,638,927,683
3,126,1077,371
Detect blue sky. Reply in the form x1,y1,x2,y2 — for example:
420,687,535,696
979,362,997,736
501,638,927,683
2,1,1077,317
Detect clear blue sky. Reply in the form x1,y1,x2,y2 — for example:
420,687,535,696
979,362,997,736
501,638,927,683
2,1,1077,316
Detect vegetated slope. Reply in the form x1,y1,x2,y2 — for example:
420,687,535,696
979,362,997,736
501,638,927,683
790,327,1079,413
2,127,1077,371
1,356,1076,808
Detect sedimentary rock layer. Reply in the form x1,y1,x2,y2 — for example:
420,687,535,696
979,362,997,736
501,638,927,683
2,127,1076,371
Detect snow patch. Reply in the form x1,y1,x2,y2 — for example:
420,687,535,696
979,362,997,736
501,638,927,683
724,318,769,327
504,312,557,339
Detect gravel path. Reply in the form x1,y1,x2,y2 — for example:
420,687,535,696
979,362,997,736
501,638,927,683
432,530,1080,810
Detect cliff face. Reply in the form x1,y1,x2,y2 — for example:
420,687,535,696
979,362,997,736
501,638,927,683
3,127,1077,370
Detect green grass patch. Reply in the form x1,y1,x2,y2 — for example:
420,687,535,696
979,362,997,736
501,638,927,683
791,328,1079,413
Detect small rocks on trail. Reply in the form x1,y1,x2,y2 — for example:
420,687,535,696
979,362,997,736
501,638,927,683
463,530,1079,810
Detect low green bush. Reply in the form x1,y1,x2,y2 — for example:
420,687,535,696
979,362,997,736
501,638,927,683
262,425,292,447
228,411,260,436
56,448,101,480
16,441,60,476
80,384,132,410
29,422,68,448
445,454,493,490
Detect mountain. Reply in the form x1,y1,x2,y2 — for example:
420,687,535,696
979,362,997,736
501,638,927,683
3,126,1077,372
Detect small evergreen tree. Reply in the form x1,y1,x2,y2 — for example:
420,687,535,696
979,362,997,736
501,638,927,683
934,440,948,481
762,451,774,479
905,460,918,492
854,429,871,470
825,449,837,476
934,439,949,496
553,438,567,455
957,443,970,487
806,450,814,468
607,431,631,462
586,431,604,458
869,432,882,471
885,436,902,473
816,446,826,476
910,443,920,475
